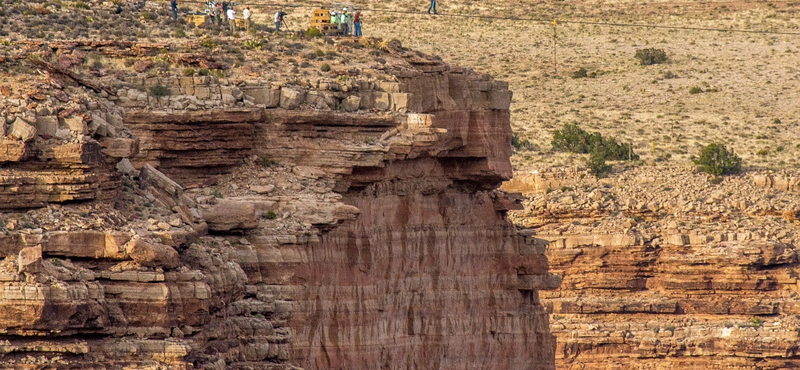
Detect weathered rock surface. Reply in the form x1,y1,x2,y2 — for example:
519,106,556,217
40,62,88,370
508,166,800,369
0,38,557,370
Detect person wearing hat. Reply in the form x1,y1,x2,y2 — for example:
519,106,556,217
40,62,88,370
340,8,350,35
274,8,288,31
242,6,251,31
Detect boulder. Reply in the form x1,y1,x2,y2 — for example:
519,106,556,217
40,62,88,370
125,237,180,269
373,92,391,110
343,95,361,112
62,116,88,134
9,119,37,142
101,137,139,158
35,116,59,137
203,199,258,231
17,244,42,274
116,158,141,178
279,87,306,109
89,114,111,137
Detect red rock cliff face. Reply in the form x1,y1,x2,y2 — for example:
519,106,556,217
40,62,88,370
0,49,558,369
249,67,559,369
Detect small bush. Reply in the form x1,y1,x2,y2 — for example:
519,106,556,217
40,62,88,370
552,123,638,161
511,132,535,150
200,38,216,49
320,63,331,72
264,210,278,220
148,84,171,97
305,27,323,37
260,156,278,167
689,86,703,94
662,70,679,79
634,48,668,65
585,151,612,177
174,28,186,38
315,49,325,57
198,68,210,76
183,68,195,76
571,67,588,79
72,1,89,9
243,39,262,50
693,143,742,175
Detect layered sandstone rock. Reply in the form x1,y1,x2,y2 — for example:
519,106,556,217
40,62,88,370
509,167,800,370
0,39,558,369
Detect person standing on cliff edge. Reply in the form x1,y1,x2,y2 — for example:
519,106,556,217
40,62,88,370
427,0,438,14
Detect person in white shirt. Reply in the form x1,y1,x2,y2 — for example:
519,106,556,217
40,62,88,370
274,9,287,31
226,7,236,32
242,6,251,31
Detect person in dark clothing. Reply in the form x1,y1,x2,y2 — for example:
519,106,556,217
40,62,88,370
427,0,438,14
222,2,228,21
170,0,178,20
115,4,123,14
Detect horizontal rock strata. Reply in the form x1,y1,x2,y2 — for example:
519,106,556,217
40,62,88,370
0,40,558,370
509,167,800,370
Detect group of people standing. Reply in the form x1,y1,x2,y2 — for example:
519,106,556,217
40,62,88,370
201,1,252,32
329,8,362,36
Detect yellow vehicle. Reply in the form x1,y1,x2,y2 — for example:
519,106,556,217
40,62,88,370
310,3,355,36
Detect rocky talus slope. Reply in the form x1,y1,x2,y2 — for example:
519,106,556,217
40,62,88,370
506,167,800,370
0,30,557,370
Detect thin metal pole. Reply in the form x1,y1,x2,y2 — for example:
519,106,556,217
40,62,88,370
553,19,558,74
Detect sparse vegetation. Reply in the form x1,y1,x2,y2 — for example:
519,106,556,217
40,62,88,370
634,48,668,65
305,27,323,37
200,38,216,50
148,84,171,97
552,123,637,177
693,143,742,175
571,67,588,79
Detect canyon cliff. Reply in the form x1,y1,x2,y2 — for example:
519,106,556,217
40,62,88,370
0,37,558,369
507,168,800,370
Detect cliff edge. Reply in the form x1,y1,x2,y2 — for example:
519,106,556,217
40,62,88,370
0,11,558,369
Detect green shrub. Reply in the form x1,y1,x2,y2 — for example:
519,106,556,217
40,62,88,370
634,48,668,65
315,49,325,57
260,156,278,167
320,63,331,72
305,27,323,37
200,38,216,49
72,1,89,9
264,210,278,219
243,39,262,50
174,28,186,38
511,132,535,150
198,68,210,76
585,151,612,177
689,86,703,94
693,143,742,175
552,123,638,161
571,67,588,79
148,84,171,97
